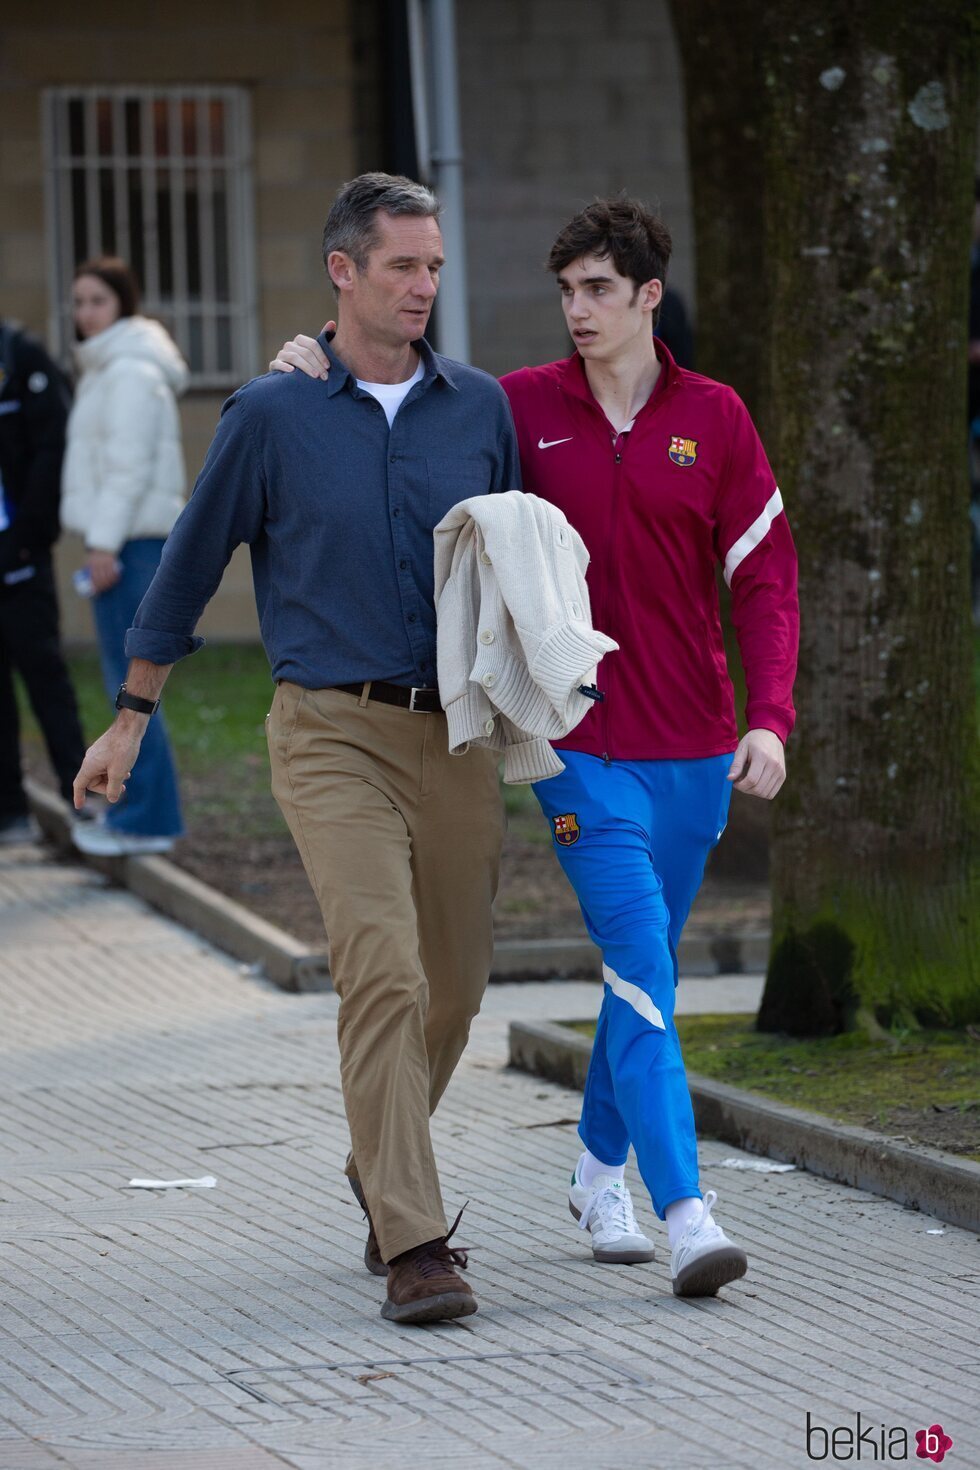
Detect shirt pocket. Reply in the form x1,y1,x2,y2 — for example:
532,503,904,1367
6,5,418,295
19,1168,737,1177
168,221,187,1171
426,457,490,523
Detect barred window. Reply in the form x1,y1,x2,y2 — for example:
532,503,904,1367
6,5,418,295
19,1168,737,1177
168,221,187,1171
43,86,258,388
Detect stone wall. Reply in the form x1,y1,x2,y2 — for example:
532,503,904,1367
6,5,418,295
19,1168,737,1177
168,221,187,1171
458,0,693,378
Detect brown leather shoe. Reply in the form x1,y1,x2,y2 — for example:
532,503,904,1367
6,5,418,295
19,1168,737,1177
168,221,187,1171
381,1209,477,1325
348,1176,387,1277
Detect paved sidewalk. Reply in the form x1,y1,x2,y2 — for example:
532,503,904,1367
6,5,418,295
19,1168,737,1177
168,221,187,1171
1,840,977,1470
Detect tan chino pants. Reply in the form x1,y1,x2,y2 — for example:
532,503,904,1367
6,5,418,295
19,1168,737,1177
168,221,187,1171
267,682,503,1261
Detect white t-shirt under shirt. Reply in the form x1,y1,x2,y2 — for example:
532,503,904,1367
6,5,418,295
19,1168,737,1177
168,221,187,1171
356,359,425,428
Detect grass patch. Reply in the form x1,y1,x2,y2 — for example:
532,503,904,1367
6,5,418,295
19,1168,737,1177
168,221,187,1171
566,1013,980,1159
40,644,276,774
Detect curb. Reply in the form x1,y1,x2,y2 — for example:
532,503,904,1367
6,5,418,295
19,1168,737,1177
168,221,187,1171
492,929,771,980
508,1018,980,1234
28,780,769,989
27,780,327,992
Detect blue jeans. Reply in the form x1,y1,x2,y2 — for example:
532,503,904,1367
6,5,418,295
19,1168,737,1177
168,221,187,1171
91,539,184,838
534,751,733,1217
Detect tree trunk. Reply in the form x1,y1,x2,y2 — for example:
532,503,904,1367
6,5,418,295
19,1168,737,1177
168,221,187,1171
671,0,980,1029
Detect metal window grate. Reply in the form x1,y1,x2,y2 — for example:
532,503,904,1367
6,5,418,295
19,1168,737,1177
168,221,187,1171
42,86,258,388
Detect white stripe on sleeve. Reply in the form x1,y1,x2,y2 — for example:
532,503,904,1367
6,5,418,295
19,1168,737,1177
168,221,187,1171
723,487,784,587
602,963,666,1031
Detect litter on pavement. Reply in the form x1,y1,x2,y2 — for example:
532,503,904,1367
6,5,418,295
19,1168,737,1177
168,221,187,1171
713,1158,797,1173
125,1175,218,1189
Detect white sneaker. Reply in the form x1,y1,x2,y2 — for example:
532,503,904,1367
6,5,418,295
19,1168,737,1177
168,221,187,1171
670,1190,747,1297
72,821,175,857
568,1170,656,1264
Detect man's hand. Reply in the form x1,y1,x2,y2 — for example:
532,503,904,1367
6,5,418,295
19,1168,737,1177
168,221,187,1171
86,549,122,595
73,659,172,809
73,714,147,808
269,324,335,378
727,728,786,799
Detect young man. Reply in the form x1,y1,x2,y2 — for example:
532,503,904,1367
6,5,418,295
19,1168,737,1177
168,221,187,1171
504,200,797,1295
273,195,798,1298
73,173,520,1326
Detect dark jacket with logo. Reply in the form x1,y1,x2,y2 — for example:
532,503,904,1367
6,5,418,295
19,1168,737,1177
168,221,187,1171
0,322,72,577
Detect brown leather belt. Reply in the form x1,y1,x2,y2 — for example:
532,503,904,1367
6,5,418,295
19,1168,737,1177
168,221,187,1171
332,681,443,714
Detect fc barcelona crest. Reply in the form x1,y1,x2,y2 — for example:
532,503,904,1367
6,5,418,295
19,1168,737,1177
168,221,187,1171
552,813,581,846
669,435,698,467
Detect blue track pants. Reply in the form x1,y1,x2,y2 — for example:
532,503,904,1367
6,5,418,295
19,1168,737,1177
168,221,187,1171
533,750,733,1217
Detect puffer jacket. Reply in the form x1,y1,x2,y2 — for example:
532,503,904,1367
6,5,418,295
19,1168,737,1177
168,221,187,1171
434,491,618,782
61,315,188,553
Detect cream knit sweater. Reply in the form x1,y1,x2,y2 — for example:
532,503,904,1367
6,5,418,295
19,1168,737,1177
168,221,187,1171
433,491,618,783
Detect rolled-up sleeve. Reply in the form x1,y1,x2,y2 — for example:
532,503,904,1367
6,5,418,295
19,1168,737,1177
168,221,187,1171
126,393,266,665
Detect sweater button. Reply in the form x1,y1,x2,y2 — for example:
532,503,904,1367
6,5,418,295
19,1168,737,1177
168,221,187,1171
482,672,496,688
480,551,492,565
479,629,495,644
484,718,495,735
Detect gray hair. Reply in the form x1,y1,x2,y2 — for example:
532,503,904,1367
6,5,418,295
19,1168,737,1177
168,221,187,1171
322,172,441,274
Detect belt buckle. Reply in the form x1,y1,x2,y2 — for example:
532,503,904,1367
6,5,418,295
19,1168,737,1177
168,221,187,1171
408,686,433,712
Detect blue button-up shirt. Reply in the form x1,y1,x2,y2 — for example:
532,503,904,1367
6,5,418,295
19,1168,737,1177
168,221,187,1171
126,335,521,687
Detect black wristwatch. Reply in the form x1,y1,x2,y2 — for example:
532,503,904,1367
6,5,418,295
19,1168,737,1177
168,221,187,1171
115,682,160,716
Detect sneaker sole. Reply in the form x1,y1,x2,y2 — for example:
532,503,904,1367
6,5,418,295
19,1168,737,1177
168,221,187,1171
568,1199,656,1264
672,1245,748,1298
72,834,175,856
380,1291,478,1325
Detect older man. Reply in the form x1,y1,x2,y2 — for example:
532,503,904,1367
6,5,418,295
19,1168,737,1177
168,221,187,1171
73,173,520,1326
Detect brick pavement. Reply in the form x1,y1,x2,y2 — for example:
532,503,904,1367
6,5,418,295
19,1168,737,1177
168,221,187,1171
1,838,977,1470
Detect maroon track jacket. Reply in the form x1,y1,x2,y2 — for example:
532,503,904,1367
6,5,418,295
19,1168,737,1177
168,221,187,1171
500,342,799,761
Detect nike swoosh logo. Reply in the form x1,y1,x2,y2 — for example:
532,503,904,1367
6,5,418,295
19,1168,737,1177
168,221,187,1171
538,436,573,450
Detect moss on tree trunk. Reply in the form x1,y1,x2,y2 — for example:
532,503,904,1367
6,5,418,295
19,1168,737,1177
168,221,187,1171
670,0,980,1030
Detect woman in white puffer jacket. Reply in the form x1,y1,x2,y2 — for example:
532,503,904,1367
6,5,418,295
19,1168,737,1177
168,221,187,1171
62,257,187,856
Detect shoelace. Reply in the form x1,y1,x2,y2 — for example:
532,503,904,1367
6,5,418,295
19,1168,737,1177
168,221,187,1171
578,1183,640,1237
406,1204,471,1279
681,1189,721,1245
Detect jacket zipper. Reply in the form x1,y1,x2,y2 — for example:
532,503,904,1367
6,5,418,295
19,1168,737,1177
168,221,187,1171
598,377,677,762
567,364,677,764
600,426,629,764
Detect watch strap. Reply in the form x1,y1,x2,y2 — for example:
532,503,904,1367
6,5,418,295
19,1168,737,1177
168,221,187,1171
115,683,159,716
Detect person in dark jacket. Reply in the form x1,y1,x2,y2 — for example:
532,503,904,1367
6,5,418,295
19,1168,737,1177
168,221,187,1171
654,284,695,370
0,320,86,842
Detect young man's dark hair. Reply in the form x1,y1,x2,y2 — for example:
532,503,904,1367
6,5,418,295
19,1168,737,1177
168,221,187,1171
547,197,673,327
72,256,141,318
321,172,440,276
